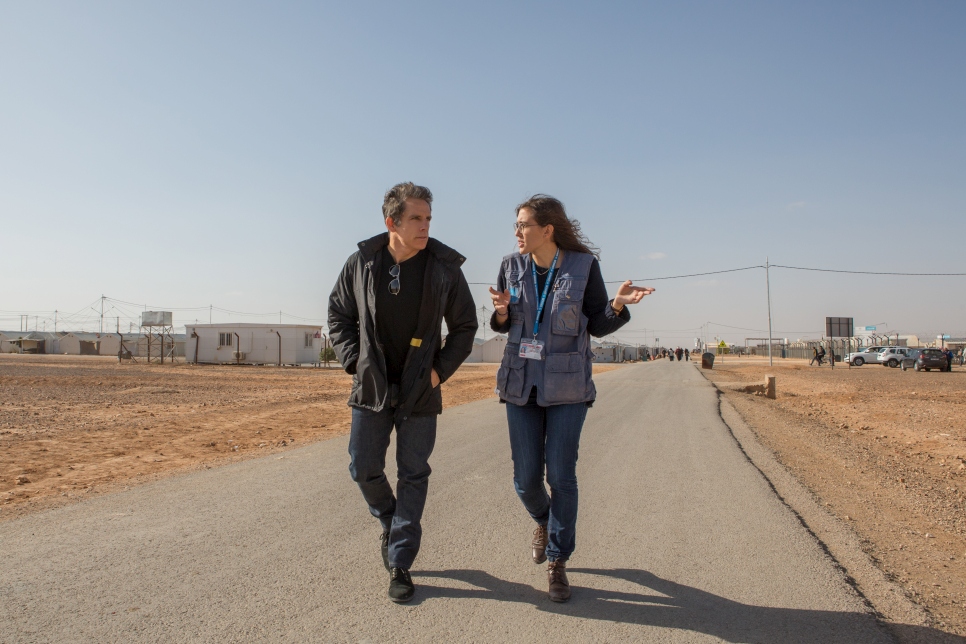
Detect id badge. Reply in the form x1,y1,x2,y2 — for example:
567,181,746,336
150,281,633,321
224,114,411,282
519,339,545,360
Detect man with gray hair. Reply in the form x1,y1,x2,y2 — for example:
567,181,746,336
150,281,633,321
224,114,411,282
328,182,478,602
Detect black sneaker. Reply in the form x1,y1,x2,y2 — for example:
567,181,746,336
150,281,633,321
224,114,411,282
380,530,390,571
388,567,415,603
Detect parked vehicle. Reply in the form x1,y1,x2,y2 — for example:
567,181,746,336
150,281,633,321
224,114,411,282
913,348,948,372
899,349,922,371
844,346,889,366
877,347,913,368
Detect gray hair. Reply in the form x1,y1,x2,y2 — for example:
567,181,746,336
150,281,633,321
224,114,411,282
383,182,433,225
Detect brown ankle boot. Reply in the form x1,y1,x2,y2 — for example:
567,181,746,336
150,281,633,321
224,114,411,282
531,524,548,564
547,559,570,602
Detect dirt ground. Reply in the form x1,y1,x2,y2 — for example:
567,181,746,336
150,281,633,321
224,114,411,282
701,356,966,636
0,355,618,522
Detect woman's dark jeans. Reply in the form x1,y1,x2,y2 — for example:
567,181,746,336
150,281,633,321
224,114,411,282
506,397,588,562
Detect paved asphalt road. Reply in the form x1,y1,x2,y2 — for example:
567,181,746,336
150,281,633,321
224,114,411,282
1,361,894,643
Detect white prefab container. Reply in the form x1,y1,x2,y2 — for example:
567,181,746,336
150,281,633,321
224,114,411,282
593,345,618,363
135,334,186,359
99,333,143,357
466,338,484,363
0,332,31,353
59,332,104,355
186,324,322,365
481,336,508,363
465,336,508,363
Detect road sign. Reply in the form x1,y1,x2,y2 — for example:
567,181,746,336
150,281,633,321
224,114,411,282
826,317,854,338
718,340,727,348
864,326,877,331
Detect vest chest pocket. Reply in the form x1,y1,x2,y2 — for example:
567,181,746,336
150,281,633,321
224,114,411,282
551,298,580,336
505,270,524,305
550,277,586,336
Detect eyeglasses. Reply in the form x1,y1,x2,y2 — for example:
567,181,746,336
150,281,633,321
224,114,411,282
389,264,401,295
513,222,539,232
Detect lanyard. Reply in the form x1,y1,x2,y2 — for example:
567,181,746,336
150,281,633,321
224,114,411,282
530,249,559,338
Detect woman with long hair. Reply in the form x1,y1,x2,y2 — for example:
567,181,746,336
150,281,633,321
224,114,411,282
488,195,654,602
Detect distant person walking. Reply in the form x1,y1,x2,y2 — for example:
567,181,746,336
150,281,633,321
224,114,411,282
675,347,683,361
945,348,954,372
489,194,654,602
684,348,690,361
328,182,478,603
810,347,819,366
816,346,826,366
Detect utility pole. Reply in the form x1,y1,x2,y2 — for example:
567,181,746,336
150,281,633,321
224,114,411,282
209,304,212,324
100,295,105,334
54,310,57,333
766,257,773,366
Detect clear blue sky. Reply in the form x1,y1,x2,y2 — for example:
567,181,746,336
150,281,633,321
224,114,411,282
2,1,964,344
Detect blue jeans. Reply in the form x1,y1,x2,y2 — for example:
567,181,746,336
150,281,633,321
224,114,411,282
348,407,437,570
506,398,588,562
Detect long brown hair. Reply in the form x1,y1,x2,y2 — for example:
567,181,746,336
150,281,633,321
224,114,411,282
516,194,600,259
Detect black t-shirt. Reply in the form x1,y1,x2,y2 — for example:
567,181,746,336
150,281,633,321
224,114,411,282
375,247,428,385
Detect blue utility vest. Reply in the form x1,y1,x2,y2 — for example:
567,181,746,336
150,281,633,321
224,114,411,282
495,250,596,406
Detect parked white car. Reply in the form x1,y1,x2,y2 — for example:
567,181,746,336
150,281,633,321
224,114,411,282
843,346,889,366
877,346,912,368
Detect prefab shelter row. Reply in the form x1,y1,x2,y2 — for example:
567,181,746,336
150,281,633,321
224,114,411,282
465,336,509,363
0,331,186,357
96,333,186,358
0,331,47,353
186,323,322,365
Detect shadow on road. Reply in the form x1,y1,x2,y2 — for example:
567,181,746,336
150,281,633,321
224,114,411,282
413,567,964,644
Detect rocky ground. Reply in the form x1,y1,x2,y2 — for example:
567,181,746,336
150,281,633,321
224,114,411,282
700,356,966,637
0,355,618,522
0,355,498,520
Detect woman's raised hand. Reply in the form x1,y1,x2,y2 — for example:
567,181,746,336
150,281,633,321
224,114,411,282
614,281,655,307
489,286,511,316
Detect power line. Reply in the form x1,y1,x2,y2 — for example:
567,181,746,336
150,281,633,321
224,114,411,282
707,321,819,334
469,264,766,284
605,265,765,284
771,264,966,276
470,261,966,286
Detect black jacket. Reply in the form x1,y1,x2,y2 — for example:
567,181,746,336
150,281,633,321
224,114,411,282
327,233,478,419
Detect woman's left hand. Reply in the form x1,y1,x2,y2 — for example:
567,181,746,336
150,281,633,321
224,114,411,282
614,281,655,308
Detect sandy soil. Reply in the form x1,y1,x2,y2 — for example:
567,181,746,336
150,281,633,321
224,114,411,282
0,355,619,522
701,356,966,636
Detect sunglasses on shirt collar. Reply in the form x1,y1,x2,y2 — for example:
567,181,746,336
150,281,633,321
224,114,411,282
389,264,401,295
